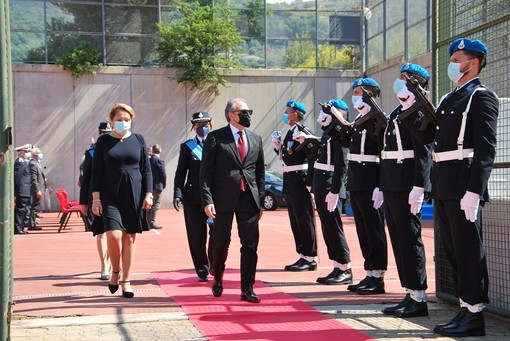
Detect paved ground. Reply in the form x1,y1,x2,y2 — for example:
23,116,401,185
10,209,510,340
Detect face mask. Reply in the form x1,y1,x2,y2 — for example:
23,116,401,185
393,78,407,95
282,113,289,125
37,153,44,160
114,121,131,134
447,60,472,83
196,126,209,138
238,111,251,128
351,96,362,107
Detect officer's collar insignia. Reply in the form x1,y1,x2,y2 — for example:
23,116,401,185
458,40,465,50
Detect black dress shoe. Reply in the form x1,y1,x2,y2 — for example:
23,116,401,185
347,276,371,292
198,269,208,282
433,307,466,333
394,299,428,318
325,268,353,285
241,290,261,303
212,281,223,297
14,230,28,235
436,308,485,337
28,225,42,230
317,268,341,284
290,259,317,271
284,258,303,271
382,294,411,315
356,276,385,295
150,224,163,229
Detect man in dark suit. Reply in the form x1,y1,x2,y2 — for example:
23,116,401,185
200,98,265,303
148,144,167,229
14,144,32,234
402,38,498,337
272,100,317,271
29,147,46,230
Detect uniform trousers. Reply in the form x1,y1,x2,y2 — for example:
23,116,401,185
14,196,31,232
148,189,162,226
349,190,387,270
183,203,213,276
435,199,489,305
285,192,317,257
384,192,427,290
212,190,259,291
314,193,350,264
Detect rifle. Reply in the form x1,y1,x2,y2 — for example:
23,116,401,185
294,122,320,160
403,74,436,131
355,87,388,136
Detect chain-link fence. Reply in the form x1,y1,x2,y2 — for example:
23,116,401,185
434,0,510,317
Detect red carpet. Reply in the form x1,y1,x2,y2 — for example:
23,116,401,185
155,270,373,341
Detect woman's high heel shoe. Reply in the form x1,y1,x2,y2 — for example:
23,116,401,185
108,270,120,294
120,281,134,298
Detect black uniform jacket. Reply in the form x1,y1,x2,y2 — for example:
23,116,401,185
379,106,432,193
275,125,314,194
14,158,31,197
174,137,203,205
403,78,498,201
150,154,167,192
344,117,384,191
309,134,347,197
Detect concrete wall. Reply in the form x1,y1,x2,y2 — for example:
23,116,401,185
12,64,360,210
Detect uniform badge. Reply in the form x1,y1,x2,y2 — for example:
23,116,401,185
287,147,293,155
458,39,465,50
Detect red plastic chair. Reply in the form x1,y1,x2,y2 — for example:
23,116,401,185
55,188,84,232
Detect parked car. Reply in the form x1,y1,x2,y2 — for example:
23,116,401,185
264,170,287,210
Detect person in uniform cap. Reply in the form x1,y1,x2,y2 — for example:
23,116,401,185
294,99,353,284
343,78,388,295
174,111,214,282
272,100,317,271
14,144,33,234
79,122,112,280
401,38,497,337
379,63,432,318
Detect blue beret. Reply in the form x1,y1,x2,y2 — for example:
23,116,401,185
286,100,306,114
326,99,349,111
400,63,430,81
449,38,488,57
352,78,380,90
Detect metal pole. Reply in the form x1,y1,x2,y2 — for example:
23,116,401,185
0,0,15,339
360,0,366,76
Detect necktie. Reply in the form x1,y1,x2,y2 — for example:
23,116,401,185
238,131,247,191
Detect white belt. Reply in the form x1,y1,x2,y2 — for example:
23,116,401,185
381,150,415,160
282,164,308,173
314,162,335,172
432,148,474,162
348,153,380,163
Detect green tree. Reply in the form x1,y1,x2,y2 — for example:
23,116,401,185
155,1,244,96
284,39,315,68
55,42,103,79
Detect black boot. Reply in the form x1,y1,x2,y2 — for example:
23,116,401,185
436,308,485,337
347,276,371,292
394,299,428,318
316,268,341,284
325,268,353,285
382,294,411,315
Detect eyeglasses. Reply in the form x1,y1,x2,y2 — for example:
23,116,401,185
232,109,253,116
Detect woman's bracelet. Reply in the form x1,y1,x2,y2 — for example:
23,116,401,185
92,199,101,203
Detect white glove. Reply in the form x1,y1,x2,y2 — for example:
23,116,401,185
306,186,312,193
354,98,371,116
408,186,425,215
271,131,282,150
292,130,307,143
317,110,332,127
397,87,416,110
325,192,339,212
372,187,384,209
460,191,480,222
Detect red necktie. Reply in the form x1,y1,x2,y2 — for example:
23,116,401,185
238,131,247,191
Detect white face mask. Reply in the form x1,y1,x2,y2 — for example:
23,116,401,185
447,60,472,83
114,121,131,134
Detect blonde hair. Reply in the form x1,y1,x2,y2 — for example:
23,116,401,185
108,103,135,121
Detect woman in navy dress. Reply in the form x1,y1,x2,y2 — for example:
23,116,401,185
91,103,153,298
